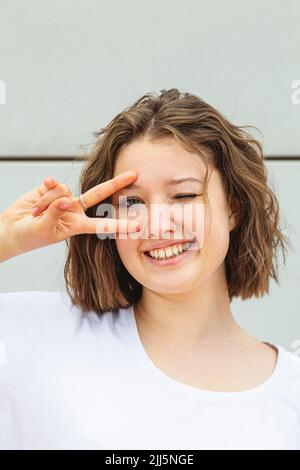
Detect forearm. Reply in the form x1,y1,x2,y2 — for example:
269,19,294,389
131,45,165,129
0,214,18,262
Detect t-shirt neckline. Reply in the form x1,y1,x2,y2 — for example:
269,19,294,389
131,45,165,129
125,303,286,399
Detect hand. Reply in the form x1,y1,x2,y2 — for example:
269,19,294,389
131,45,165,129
0,171,141,260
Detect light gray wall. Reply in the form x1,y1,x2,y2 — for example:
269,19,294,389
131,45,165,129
0,0,299,156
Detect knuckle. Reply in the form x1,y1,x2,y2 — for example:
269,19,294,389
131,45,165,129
58,183,72,196
109,179,118,191
94,186,103,198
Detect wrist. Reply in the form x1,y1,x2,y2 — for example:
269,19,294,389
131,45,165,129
0,213,17,262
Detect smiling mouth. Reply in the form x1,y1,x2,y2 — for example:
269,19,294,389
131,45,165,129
144,239,198,261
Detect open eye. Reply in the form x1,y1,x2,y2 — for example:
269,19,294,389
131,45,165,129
117,197,143,208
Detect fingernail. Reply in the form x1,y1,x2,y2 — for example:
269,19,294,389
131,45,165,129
128,223,140,231
31,206,39,215
59,202,70,209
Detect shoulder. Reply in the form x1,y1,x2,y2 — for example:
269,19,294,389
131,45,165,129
0,290,74,328
0,291,129,402
0,290,83,353
0,291,72,399
274,344,300,405
278,344,300,374
0,290,66,312
0,290,127,351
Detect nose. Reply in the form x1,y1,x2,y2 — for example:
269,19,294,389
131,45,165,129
139,202,195,242
146,203,177,240
146,202,205,246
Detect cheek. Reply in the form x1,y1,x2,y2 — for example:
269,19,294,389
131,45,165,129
115,239,139,266
202,206,230,259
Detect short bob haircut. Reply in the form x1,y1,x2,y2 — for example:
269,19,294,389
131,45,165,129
64,88,290,315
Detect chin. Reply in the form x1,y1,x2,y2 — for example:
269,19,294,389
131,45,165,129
142,275,198,295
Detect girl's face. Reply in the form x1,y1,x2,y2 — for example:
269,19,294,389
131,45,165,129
111,137,238,294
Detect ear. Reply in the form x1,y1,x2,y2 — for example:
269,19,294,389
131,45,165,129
228,197,241,232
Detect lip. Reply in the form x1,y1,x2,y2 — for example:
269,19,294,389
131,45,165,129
142,237,196,254
142,240,199,267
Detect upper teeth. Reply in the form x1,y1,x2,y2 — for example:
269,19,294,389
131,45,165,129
148,242,191,259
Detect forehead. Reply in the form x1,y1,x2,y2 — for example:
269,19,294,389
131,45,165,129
112,138,224,199
114,137,207,176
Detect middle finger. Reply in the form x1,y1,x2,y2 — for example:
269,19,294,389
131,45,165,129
32,183,72,215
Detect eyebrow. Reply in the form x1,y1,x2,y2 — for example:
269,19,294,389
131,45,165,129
120,177,203,190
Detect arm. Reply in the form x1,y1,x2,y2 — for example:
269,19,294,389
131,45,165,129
0,213,20,263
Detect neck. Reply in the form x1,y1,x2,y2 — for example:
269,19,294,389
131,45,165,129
133,266,244,350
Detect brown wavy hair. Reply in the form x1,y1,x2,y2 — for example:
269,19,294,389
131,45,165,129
64,88,291,314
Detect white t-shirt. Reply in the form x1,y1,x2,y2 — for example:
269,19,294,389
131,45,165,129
0,290,300,450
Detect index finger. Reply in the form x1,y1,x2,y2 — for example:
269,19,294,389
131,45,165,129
77,171,138,210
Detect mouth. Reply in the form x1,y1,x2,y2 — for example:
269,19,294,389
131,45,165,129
142,239,200,267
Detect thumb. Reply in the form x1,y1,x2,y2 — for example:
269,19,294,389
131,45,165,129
41,197,72,230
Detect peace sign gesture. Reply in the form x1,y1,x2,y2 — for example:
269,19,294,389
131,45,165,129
0,171,141,262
